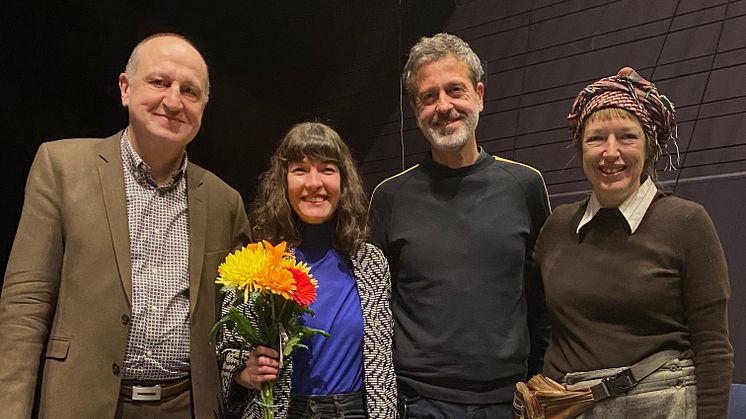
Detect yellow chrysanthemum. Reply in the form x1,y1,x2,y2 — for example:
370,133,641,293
216,243,273,292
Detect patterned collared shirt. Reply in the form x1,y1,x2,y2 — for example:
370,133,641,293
576,177,658,234
120,131,191,380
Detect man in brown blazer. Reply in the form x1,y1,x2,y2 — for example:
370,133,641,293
0,33,250,418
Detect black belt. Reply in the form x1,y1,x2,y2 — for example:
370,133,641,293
120,377,191,401
290,391,365,417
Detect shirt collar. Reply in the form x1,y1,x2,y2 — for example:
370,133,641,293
576,177,658,234
421,147,492,177
121,130,187,191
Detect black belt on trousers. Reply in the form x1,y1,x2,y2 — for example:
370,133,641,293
290,391,365,417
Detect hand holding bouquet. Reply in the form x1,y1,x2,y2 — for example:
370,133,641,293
213,241,328,419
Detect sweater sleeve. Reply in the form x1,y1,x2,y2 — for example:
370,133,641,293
681,205,733,419
523,172,552,377
367,184,391,254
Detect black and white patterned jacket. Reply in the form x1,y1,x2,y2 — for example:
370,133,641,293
218,242,397,418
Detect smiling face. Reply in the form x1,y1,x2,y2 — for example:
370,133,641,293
287,157,341,224
119,35,208,151
412,55,484,154
582,109,647,207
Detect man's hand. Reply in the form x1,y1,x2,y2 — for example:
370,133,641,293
234,345,281,390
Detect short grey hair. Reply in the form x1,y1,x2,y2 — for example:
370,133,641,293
125,33,211,103
402,33,484,102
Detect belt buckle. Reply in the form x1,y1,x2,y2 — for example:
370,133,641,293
132,385,162,401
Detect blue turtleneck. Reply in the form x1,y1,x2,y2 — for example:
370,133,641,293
291,220,364,396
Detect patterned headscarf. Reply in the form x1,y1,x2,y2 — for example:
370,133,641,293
568,67,678,166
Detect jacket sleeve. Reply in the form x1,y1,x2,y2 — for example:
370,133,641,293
0,143,63,419
217,291,292,419
356,244,398,418
217,288,255,418
230,191,251,250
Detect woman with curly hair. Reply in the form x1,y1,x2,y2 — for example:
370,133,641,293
533,67,732,418
219,122,397,418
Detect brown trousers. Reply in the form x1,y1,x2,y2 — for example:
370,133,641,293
115,389,194,419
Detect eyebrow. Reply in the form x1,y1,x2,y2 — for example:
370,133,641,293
145,72,202,87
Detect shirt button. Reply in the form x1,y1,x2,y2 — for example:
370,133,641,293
145,349,153,358
149,304,158,311
112,363,120,375
121,314,130,325
151,267,158,274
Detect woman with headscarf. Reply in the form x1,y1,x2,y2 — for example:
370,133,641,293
534,67,733,418
218,122,397,418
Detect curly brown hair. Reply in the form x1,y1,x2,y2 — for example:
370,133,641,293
248,122,369,256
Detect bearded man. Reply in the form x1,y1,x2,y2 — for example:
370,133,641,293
368,33,551,419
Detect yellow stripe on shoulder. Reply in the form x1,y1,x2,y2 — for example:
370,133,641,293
492,155,552,211
368,164,420,211
492,155,543,176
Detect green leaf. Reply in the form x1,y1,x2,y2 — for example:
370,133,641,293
280,325,330,357
225,306,263,347
301,326,330,338
283,335,304,356
302,306,316,316
210,314,234,338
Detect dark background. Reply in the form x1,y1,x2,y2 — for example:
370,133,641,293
2,0,744,381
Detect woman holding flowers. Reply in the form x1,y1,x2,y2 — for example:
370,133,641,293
219,122,397,419
533,68,732,418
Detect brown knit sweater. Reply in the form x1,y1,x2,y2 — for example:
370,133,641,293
535,193,733,419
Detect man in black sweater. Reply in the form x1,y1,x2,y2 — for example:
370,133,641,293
368,33,551,418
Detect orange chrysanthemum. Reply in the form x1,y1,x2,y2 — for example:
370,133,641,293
254,266,297,300
262,240,290,266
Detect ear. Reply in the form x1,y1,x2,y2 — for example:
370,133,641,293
409,96,419,113
476,82,485,112
118,73,130,107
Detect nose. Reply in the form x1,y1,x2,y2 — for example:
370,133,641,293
434,91,454,114
306,169,323,189
162,84,184,112
602,134,621,158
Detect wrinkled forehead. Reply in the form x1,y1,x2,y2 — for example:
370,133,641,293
138,37,208,82
414,55,471,84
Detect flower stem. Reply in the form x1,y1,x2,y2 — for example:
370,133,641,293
260,380,275,419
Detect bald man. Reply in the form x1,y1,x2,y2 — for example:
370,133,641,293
0,33,250,419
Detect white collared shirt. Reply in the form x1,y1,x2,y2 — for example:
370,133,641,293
576,178,658,234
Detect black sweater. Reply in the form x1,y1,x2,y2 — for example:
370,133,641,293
369,149,551,404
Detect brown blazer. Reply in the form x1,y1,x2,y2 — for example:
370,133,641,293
0,133,251,418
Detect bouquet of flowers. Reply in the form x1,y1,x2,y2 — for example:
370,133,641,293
213,240,328,419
